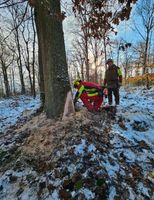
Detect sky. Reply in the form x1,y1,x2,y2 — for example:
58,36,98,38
114,1,141,44
63,0,154,52
0,0,151,52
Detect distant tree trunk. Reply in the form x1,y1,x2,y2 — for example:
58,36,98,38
103,35,107,71
81,62,84,81
142,29,150,75
1,62,10,97
34,8,45,106
11,67,16,94
125,49,128,79
85,35,89,81
0,74,4,97
117,46,120,67
21,39,33,94
94,59,98,83
93,41,99,83
15,28,26,94
34,0,70,118
31,8,36,98
9,67,12,95
38,40,45,105
20,22,33,95
27,67,33,93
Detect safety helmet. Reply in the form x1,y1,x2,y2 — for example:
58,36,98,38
73,79,81,87
106,58,113,64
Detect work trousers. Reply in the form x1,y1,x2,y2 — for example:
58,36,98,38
80,93,103,111
108,87,119,105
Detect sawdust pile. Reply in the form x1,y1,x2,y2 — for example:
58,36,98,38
21,109,110,163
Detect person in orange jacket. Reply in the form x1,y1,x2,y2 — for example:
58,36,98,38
73,79,107,112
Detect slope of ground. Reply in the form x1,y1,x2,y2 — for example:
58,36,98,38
0,87,154,200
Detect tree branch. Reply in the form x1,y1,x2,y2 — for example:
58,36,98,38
3,2,29,41
0,0,27,9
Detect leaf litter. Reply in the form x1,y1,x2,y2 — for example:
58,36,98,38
0,87,154,199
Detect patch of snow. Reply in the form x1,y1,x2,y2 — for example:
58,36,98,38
123,149,136,162
71,191,76,197
138,182,150,198
101,156,120,178
108,186,116,200
0,95,41,133
79,188,95,199
74,139,86,155
49,190,60,200
128,187,135,200
67,163,76,173
88,144,96,152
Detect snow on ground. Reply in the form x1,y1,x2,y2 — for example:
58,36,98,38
117,86,154,149
0,86,154,200
0,95,41,133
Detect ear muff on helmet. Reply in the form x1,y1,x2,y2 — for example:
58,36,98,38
73,79,81,86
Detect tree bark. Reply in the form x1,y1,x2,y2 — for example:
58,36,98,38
34,0,70,118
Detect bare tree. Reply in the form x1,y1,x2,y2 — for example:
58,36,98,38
76,11,90,81
7,2,28,94
20,19,33,94
132,0,154,74
89,38,104,83
71,38,87,80
0,33,15,97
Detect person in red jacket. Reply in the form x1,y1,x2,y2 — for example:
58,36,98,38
73,80,107,112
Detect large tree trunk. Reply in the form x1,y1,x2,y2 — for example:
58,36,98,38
35,0,71,118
